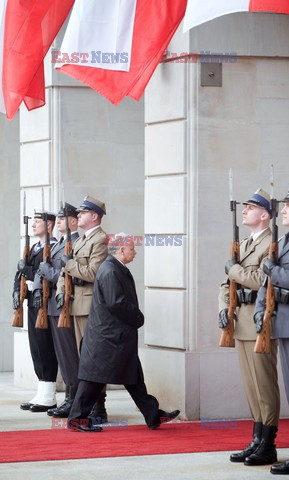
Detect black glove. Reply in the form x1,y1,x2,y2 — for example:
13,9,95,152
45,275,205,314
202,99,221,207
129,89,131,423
225,258,239,275
56,293,65,309
219,309,237,329
61,252,73,268
33,289,43,310
13,291,20,310
17,259,33,279
254,311,264,334
17,259,26,272
263,258,276,277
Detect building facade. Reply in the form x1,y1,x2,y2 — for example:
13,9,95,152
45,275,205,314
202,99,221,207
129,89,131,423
0,12,289,419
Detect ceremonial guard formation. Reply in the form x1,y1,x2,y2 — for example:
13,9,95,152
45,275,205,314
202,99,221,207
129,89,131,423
13,184,289,471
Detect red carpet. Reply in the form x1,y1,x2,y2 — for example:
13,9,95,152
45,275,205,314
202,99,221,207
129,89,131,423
1,419,289,463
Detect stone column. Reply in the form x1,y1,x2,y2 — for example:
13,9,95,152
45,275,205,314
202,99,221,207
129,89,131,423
142,14,289,419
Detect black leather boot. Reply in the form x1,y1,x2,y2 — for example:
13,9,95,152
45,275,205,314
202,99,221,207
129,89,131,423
271,459,289,475
89,392,108,424
48,386,77,418
230,422,262,462
244,425,278,466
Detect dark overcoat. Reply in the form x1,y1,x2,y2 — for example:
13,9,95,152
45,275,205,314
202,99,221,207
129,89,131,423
78,255,144,385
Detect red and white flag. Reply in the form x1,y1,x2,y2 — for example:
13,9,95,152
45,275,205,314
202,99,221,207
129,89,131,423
0,0,74,120
56,0,187,105
56,0,137,72
183,0,289,32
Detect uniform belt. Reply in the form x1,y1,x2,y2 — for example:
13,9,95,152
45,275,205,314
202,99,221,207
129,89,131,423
274,287,289,305
236,288,257,305
72,277,86,287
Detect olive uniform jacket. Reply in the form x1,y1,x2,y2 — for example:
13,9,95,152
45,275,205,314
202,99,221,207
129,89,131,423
218,227,271,340
56,226,108,316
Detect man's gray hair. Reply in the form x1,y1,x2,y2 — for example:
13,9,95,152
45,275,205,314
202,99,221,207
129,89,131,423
108,232,134,256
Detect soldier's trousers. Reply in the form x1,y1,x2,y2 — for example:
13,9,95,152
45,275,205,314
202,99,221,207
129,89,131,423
235,339,280,426
49,316,79,387
27,306,58,382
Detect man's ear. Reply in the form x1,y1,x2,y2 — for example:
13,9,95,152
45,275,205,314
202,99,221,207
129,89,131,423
47,219,54,231
70,217,78,228
92,212,99,222
261,211,270,222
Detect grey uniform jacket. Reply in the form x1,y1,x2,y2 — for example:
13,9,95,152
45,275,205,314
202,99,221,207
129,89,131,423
255,234,289,338
33,232,79,317
219,228,271,340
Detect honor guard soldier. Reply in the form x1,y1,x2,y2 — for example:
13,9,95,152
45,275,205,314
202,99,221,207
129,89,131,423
13,210,59,412
56,195,108,421
219,189,280,466
33,203,80,417
255,190,289,475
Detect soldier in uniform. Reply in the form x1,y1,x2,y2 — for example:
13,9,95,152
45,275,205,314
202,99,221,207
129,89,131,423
33,203,80,417
255,190,289,475
13,210,59,412
68,233,180,432
219,189,280,466
56,195,108,421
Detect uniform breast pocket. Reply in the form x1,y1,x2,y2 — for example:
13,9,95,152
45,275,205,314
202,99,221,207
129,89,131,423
77,252,90,266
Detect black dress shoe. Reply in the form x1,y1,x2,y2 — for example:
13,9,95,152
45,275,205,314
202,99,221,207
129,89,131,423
20,402,34,410
47,407,57,417
68,419,102,433
149,409,180,430
52,401,73,418
30,403,57,413
271,460,289,475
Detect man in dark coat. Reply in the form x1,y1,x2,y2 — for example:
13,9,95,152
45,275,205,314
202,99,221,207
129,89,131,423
68,233,180,432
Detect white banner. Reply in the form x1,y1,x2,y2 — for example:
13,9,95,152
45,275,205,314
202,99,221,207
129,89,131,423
57,0,137,72
183,0,250,32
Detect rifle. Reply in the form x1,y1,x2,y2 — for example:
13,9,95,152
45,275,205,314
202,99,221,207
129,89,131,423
254,197,278,354
219,200,240,347
35,212,51,329
58,205,73,328
12,194,30,328
219,169,239,348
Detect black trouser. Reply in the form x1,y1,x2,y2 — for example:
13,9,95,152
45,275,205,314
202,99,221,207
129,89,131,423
49,316,79,387
68,379,160,428
27,306,58,381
